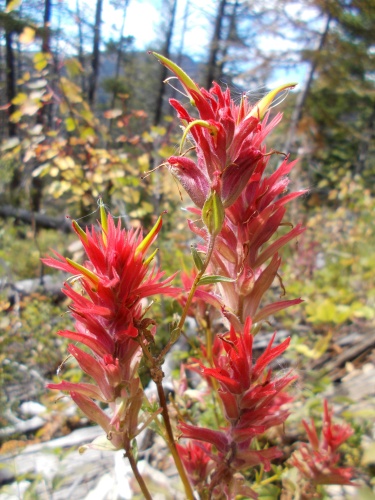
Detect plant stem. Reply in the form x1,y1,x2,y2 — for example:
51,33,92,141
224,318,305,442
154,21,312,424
156,378,195,500
157,234,216,363
124,439,152,500
145,234,216,499
178,234,216,331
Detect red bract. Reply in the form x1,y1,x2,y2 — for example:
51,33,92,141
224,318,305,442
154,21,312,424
43,213,177,344
178,317,296,498
290,399,355,486
188,153,305,329
44,210,177,450
176,441,213,490
153,52,296,210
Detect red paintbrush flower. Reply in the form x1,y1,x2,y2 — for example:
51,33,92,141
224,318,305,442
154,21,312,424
43,209,178,348
153,52,296,212
176,441,213,489
178,317,296,497
44,205,177,450
187,154,305,329
151,53,304,329
290,399,355,486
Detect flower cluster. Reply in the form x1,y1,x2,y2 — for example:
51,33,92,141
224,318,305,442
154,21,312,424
290,399,355,486
43,54,357,500
44,207,177,451
154,53,305,330
177,317,296,498
159,54,296,212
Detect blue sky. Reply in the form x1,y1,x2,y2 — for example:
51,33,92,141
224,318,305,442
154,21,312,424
61,0,312,89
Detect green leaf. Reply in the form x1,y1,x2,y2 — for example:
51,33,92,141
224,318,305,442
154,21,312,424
294,331,332,360
80,127,96,139
198,275,235,286
202,191,225,236
65,117,76,132
65,58,83,78
33,52,50,71
246,83,297,120
12,92,27,105
191,245,203,271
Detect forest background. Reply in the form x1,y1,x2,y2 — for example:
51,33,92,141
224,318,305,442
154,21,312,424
0,0,374,497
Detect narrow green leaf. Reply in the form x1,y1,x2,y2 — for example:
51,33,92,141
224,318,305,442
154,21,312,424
198,275,235,286
202,191,225,236
191,245,203,271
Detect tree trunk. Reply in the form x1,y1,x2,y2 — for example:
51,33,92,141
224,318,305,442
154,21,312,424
216,0,239,82
153,0,178,126
110,0,130,110
30,0,53,213
5,0,17,137
283,13,331,155
176,0,189,67
356,108,375,175
42,0,52,53
205,0,227,89
88,0,103,106
75,0,86,95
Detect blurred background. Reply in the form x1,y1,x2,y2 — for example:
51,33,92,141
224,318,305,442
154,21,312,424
0,0,374,498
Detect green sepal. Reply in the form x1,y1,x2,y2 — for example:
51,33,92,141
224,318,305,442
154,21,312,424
170,327,181,345
198,275,235,286
202,191,225,236
191,245,203,271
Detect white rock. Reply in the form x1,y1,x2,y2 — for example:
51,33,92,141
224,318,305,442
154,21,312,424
84,473,115,500
0,480,31,500
19,401,47,417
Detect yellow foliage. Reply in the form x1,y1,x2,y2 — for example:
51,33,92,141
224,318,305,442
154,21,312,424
19,27,35,45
